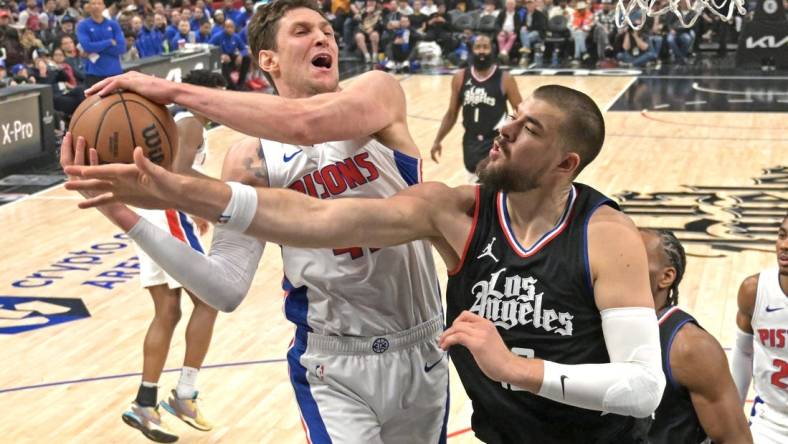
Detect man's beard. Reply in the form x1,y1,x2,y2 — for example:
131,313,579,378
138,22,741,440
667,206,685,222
476,156,541,193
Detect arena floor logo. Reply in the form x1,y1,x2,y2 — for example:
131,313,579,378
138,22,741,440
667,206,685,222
615,166,787,256
0,296,90,335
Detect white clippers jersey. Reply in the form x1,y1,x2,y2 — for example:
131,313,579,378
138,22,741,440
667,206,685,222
262,137,442,337
174,111,209,170
751,268,788,415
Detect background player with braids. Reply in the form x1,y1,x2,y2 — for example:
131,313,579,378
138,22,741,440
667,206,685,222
640,228,752,444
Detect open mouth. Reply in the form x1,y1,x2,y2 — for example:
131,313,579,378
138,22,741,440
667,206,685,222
311,54,333,70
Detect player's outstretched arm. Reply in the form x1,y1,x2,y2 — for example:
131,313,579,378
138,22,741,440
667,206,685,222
85,70,406,147
731,275,757,403
441,208,665,418
670,324,753,443
65,147,450,250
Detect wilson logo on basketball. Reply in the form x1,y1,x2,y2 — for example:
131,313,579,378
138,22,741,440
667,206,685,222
616,165,787,256
141,124,165,166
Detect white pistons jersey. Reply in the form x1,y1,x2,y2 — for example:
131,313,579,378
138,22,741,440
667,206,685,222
173,111,209,170
751,268,788,416
262,137,442,337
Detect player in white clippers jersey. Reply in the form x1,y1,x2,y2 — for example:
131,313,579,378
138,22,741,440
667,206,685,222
66,1,449,442
732,214,788,444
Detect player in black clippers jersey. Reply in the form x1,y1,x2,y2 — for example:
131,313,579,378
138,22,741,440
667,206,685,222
66,85,665,444
640,229,752,444
430,34,521,180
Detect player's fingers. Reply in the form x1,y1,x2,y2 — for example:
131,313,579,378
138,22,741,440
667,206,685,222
85,76,114,96
88,148,100,167
64,178,114,193
77,192,117,209
439,330,473,350
65,163,132,179
73,136,87,166
456,310,486,324
133,146,167,180
59,132,73,167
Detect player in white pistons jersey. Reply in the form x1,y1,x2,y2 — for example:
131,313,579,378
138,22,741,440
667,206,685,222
263,137,441,335
732,214,788,444
66,1,451,442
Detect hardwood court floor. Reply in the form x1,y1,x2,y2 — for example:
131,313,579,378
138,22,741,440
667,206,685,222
0,74,785,443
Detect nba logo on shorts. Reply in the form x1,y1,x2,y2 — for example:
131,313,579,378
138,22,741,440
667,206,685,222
372,338,390,353
315,364,325,381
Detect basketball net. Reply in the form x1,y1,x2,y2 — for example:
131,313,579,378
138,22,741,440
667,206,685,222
615,0,747,30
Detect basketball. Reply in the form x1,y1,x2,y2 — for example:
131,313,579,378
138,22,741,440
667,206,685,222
68,92,179,170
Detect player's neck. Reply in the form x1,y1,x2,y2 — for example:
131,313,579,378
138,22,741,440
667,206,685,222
779,273,788,298
471,65,495,79
505,183,572,239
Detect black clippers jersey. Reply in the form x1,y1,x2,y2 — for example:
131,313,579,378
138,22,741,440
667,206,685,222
446,184,650,444
649,306,708,444
460,67,507,173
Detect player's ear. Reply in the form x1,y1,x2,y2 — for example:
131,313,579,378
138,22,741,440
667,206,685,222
556,151,580,176
258,50,278,75
658,266,676,291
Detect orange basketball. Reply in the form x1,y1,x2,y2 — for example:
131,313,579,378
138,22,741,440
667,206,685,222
68,92,178,170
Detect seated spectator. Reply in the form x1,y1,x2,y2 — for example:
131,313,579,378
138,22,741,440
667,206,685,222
519,0,546,64
59,35,85,83
355,0,383,63
164,10,179,43
209,18,249,90
426,1,455,55
397,0,413,16
593,0,616,62
569,0,594,64
122,31,139,60
129,15,143,35
190,5,205,31
409,0,429,31
32,55,84,115
495,0,522,64
388,15,417,71
11,63,36,84
548,0,573,19
195,18,212,43
51,46,77,87
211,10,225,37
136,13,164,57
55,14,77,46
615,22,658,67
421,0,438,15
20,26,45,63
153,12,170,52
170,18,194,50
663,3,694,64
1,9,26,66
234,0,254,29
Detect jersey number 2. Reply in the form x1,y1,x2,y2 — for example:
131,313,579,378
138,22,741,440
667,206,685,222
501,347,534,392
771,359,788,389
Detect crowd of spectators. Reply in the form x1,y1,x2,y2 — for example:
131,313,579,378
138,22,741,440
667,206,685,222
323,0,760,70
0,0,768,114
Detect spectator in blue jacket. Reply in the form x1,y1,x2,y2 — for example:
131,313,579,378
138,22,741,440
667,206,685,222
190,6,206,31
209,18,249,90
211,10,226,37
163,9,179,43
136,13,164,58
76,0,125,86
195,18,213,43
233,0,254,29
170,19,195,51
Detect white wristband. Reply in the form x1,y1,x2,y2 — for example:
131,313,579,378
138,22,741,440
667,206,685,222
217,181,258,233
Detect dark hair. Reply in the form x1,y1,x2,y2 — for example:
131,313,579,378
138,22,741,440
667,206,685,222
247,0,324,91
647,229,686,307
182,69,227,88
532,85,604,176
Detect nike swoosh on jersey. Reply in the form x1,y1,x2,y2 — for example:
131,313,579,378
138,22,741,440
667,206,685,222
283,149,303,162
765,306,784,313
424,355,445,373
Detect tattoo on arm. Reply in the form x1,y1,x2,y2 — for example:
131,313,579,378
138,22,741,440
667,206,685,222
239,144,269,186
